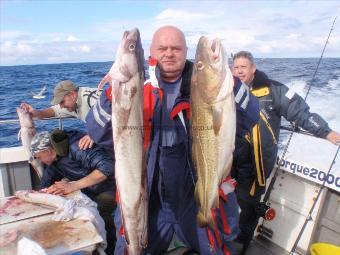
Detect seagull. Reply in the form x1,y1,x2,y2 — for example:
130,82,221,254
32,85,47,99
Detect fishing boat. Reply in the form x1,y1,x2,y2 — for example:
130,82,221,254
0,115,339,255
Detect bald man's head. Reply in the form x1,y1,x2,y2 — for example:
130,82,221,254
150,26,188,83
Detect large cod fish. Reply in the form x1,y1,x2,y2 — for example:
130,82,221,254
191,36,236,227
97,28,147,255
16,107,44,179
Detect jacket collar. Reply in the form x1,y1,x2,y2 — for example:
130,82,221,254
252,69,271,89
178,60,193,99
149,60,193,105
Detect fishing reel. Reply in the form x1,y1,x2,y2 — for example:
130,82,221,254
255,202,276,221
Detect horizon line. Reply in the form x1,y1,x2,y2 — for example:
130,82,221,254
1,57,340,67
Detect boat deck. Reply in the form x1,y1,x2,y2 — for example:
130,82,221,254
166,235,290,255
244,236,290,255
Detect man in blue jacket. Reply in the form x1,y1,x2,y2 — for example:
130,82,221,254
86,26,260,255
30,129,116,255
232,50,340,254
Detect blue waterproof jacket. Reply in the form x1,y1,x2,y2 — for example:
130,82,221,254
85,63,259,153
232,70,332,195
87,60,259,254
39,130,115,199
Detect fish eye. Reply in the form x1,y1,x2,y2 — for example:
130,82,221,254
129,44,135,51
197,61,204,70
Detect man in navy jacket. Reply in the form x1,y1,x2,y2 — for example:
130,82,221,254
86,26,260,255
30,129,116,255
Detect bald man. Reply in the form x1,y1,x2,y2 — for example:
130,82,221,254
111,26,260,255
86,26,258,254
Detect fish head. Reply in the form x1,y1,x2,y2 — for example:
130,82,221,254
16,107,34,128
191,36,228,104
112,28,145,83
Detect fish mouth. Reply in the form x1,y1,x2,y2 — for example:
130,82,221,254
123,28,144,74
123,28,139,39
210,38,221,61
197,36,221,63
16,107,27,115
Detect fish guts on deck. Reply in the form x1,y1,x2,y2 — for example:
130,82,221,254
97,28,147,255
191,36,236,227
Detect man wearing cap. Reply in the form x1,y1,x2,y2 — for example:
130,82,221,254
30,129,116,255
21,80,101,150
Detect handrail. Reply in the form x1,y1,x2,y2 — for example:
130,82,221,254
0,116,76,125
0,116,77,130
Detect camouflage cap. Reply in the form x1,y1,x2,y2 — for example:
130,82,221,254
30,131,52,155
51,80,78,105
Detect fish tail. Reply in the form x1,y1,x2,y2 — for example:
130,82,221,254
197,210,215,228
197,211,209,227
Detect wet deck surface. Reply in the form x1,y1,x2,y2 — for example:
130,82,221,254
242,236,289,255
166,235,290,255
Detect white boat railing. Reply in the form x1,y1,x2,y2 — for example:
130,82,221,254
0,116,76,130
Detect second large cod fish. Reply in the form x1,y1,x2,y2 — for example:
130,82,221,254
97,28,147,255
191,36,236,227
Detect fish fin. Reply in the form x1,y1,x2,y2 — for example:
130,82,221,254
194,185,200,204
111,80,121,104
220,156,233,183
118,189,131,246
212,105,223,135
140,178,149,247
212,193,219,209
97,73,111,91
191,70,197,87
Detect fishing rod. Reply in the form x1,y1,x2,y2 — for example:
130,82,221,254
289,145,339,255
288,16,339,254
257,14,338,233
303,15,337,102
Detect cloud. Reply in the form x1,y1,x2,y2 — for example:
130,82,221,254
0,40,116,66
1,1,339,65
80,45,91,53
67,35,78,42
1,30,29,40
1,41,33,56
266,16,302,29
155,9,211,21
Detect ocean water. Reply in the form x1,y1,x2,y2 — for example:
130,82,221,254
0,58,339,148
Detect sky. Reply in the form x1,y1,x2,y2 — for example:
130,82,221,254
1,0,339,66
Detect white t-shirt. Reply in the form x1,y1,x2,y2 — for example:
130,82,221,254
51,87,101,122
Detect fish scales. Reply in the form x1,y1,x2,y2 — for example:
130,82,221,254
97,28,147,255
191,36,236,228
